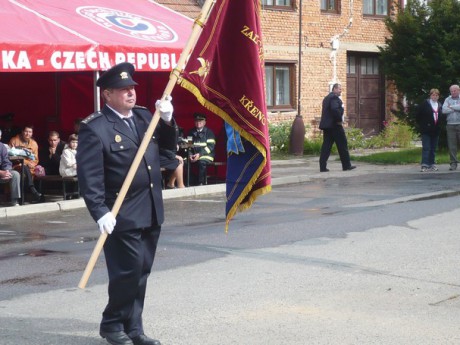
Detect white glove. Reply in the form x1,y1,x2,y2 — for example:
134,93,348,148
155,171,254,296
155,96,173,122
97,212,116,234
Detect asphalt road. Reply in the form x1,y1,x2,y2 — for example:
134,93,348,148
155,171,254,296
1,170,460,344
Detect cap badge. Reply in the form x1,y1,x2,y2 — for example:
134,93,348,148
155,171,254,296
120,72,129,79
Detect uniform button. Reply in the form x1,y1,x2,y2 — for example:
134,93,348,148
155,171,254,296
150,183,153,188
148,166,151,170
120,145,124,149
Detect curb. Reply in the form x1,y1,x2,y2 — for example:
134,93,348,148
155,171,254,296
0,160,453,218
0,183,227,219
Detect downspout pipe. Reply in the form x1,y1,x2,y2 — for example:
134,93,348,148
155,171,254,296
289,0,305,156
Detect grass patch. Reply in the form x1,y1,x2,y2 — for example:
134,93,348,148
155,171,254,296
351,147,450,165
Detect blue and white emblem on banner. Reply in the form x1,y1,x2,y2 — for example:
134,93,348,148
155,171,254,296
77,6,178,42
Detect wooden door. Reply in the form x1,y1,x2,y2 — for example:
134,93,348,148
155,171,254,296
346,54,384,135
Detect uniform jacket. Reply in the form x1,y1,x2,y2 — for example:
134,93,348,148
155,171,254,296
76,105,177,231
319,92,344,130
188,126,216,162
416,99,442,135
0,142,12,171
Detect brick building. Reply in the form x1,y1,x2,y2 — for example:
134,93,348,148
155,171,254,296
157,0,397,136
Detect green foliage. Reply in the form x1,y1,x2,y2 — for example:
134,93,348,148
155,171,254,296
351,147,450,165
268,121,292,152
379,119,417,148
344,127,367,150
345,121,416,150
379,0,460,123
303,136,324,155
352,148,422,164
270,120,416,155
364,135,386,149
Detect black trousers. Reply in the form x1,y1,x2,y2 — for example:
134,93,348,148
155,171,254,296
23,166,34,189
193,160,210,185
101,225,161,338
319,126,352,170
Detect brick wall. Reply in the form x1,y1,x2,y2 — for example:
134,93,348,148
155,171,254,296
262,1,396,133
155,0,202,18
158,0,398,134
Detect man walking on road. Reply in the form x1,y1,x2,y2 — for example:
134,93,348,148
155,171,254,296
319,83,356,172
77,62,177,345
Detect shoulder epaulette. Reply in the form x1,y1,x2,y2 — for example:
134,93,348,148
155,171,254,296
133,105,147,109
82,112,102,124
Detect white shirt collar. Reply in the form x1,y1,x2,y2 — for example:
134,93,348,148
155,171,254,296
107,104,133,119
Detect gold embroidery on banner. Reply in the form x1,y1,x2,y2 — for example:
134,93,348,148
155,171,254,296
241,25,261,45
240,95,266,125
241,25,264,65
189,57,211,79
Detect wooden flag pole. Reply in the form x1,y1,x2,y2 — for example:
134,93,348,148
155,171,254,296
78,0,217,289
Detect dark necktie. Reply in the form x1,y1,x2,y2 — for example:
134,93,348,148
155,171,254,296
123,117,139,142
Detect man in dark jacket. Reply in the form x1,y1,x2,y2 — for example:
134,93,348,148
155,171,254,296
39,131,66,175
319,83,355,172
77,62,176,345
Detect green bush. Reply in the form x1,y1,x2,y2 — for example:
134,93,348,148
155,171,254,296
303,136,324,155
380,120,416,148
269,118,416,155
345,120,416,149
345,127,367,150
364,135,386,149
268,121,292,152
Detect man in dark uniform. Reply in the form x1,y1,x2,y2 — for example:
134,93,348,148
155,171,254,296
188,112,215,185
76,62,177,345
319,83,356,172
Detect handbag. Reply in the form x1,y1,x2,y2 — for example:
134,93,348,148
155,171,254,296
34,165,46,177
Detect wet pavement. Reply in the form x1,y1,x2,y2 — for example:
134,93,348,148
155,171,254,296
2,153,460,344
0,152,457,218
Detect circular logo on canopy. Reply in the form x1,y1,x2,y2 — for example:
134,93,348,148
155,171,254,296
77,6,178,42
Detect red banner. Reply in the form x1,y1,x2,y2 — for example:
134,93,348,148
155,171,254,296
0,0,192,72
179,0,271,229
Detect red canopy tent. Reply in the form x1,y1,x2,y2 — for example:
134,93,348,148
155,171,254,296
0,0,223,147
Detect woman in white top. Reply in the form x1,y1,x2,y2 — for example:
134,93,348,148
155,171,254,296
416,89,442,172
59,134,78,177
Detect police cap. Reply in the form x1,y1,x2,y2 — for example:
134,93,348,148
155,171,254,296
193,112,207,121
96,62,138,89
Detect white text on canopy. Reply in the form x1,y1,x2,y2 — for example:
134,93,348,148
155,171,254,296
1,50,178,71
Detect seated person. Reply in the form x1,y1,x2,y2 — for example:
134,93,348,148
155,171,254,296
8,125,43,203
159,148,185,189
60,134,79,199
0,130,21,206
39,130,66,175
59,134,78,177
188,112,215,185
0,113,20,144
